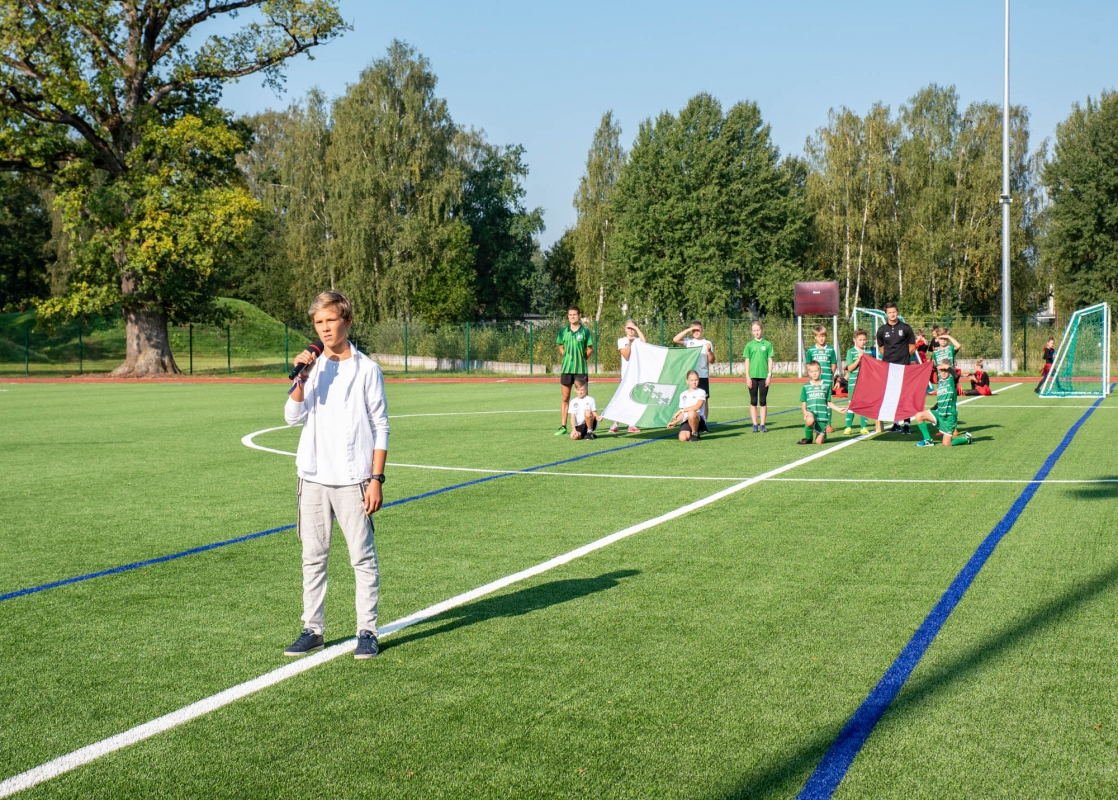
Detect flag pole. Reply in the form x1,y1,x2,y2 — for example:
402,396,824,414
1000,0,1012,374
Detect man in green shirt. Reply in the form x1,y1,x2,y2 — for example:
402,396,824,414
555,305,593,435
912,360,973,447
742,321,774,433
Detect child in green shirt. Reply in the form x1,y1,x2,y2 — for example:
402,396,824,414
742,321,774,433
842,328,875,435
799,361,845,445
912,360,973,447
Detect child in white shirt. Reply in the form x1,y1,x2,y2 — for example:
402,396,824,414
568,378,600,440
668,370,708,442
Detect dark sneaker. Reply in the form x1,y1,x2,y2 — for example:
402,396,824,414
354,630,379,659
889,423,901,432
751,424,759,433
689,433,700,441
586,431,597,440
902,422,911,435
796,438,810,445
760,425,767,433
284,628,324,657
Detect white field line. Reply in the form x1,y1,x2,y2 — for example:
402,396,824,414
767,477,1118,484
0,432,874,797
959,404,1112,409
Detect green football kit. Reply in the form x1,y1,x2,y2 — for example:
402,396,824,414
844,346,874,429
557,325,592,375
932,343,956,367
806,344,839,388
916,369,970,445
800,380,831,438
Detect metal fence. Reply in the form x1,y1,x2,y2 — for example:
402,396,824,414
1,311,1109,377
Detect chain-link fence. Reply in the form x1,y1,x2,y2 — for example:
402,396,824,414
0,310,1107,378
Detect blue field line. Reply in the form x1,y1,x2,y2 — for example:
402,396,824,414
797,386,1114,800
2,410,790,603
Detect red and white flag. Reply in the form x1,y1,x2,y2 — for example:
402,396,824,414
848,358,934,421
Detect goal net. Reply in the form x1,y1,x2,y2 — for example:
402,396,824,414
1040,302,1111,398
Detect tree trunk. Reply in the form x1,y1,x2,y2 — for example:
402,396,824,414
110,306,181,377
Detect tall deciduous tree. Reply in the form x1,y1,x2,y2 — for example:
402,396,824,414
0,0,347,375
573,111,625,320
611,93,809,319
1043,90,1118,311
0,172,51,308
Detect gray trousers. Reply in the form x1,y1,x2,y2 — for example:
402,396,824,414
297,479,379,636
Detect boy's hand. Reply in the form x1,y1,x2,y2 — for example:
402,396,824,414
364,481,382,515
293,349,318,371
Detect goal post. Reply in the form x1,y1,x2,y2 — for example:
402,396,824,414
1039,302,1111,398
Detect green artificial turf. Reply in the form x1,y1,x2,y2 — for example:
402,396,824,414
1,379,1116,798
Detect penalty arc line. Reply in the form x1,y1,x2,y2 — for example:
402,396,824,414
0,430,874,798
796,384,1113,800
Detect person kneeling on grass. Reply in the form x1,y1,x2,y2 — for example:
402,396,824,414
568,378,600,440
961,358,992,396
911,360,974,448
799,361,844,445
667,370,708,442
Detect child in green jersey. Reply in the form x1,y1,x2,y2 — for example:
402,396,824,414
806,325,840,397
799,361,844,445
742,321,774,433
842,328,875,435
912,360,973,447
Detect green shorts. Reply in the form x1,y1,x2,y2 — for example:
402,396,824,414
932,409,958,435
810,415,830,435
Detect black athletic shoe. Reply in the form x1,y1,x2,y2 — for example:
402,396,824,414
586,431,597,440
797,438,811,445
354,630,379,660
889,423,901,433
284,628,324,657
902,422,911,435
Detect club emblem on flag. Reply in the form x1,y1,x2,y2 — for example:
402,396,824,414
629,382,678,406
602,342,703,428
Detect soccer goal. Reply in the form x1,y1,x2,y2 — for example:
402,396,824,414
1040,302,1111,398
852,308,888,342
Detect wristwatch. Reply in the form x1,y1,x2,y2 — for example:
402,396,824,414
370,474,385,484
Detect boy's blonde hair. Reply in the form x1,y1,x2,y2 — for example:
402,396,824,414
573,377,587,388
806,360,821,372
853,328,868,339
686,369,699,380
811,325,827,335
308,290,353,322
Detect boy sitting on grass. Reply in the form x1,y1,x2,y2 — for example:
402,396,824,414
668,369,708,442
568,378,600,440
912,360,974,447
799,360,845,445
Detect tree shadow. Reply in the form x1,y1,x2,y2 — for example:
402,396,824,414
716,561,1118,799
384,569,641,651
1067,477,1118,501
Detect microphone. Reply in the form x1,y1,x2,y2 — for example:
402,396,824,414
288,341,324,380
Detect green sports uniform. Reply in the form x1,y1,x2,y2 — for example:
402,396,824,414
931,370,959,433
932,343,956,367
800,380,831,435
556,325,592,375
806,344,839,387
844,346,874,428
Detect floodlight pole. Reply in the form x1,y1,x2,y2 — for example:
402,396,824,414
1000,0,1012,374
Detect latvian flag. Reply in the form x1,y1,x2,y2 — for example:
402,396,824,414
848,358,934,422
602,341,703,428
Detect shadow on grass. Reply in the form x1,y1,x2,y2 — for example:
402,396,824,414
384,569,641,652
1068,477,1118,501
716,561,1118,799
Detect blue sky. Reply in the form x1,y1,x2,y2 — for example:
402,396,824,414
220,1,1118,248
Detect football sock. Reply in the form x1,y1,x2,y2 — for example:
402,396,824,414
804,425,813,440
951,435,971,446
845,411,854,428
917,422,932,440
